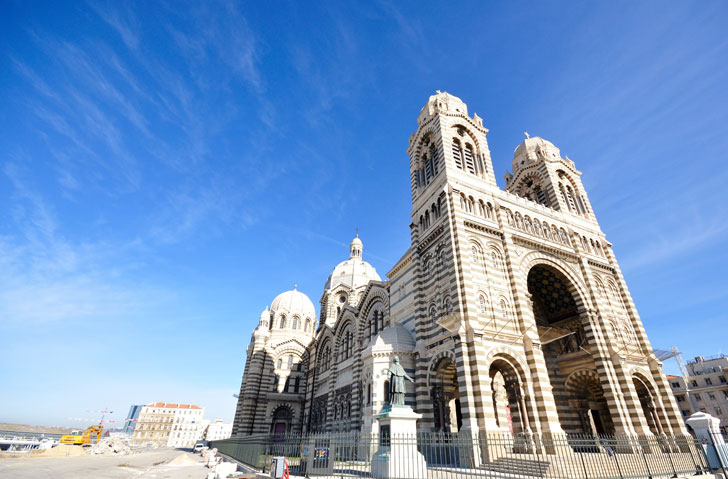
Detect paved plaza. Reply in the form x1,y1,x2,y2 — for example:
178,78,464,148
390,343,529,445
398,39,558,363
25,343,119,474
0,448,209,479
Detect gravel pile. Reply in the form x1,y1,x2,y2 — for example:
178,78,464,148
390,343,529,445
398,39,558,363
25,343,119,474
88,437,132,455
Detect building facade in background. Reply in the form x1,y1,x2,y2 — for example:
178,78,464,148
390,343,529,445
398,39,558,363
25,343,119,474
205,419,233,441
668,355,728,433
233,92,687,439
123,404,144,435
131,402,205,448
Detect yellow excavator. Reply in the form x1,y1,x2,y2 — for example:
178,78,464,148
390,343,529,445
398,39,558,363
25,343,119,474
60,425,104,445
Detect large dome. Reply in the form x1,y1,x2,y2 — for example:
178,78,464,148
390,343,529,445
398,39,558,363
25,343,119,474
324,235,381,290
270,287,316,319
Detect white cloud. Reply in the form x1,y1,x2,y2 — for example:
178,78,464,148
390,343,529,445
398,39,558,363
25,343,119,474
87,1,140,50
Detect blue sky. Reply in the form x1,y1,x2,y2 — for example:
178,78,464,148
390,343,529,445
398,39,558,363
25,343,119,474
1,1,727,427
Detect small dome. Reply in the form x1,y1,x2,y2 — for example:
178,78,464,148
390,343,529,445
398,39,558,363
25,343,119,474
252,307,271,341
371,323,415,351
324,235,381,290
512,135,561,173
417,91,468,125
270,286,316,320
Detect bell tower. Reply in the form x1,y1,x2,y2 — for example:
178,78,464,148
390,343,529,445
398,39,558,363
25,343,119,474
407,92,498,223
505,135,597,223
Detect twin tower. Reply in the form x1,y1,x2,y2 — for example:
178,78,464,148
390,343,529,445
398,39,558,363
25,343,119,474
233,92,685,439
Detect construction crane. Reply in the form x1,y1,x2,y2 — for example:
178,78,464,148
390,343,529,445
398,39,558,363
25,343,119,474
672,346,689,378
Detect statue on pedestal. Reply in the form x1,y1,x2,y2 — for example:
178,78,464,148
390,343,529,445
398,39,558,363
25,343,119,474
386,356,414,406
372,355,427,478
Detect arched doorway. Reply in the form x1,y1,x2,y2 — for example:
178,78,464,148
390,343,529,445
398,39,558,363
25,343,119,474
489,357,531,435
527,264,614,435
271,406,292,438
431,357,461,432
565,370,615,436
633,375,663,435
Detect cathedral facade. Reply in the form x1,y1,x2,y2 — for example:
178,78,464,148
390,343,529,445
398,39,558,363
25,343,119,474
232,92,686,439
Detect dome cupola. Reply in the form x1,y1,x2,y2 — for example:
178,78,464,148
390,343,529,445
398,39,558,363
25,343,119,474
324,234,381,291
512,133,561,174
251,306,271,343
350,234,363,258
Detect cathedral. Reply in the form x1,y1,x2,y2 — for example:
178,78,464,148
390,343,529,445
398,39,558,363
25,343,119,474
232,92,686,439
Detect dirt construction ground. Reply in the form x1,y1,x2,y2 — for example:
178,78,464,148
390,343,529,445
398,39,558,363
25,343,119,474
0,447,209,479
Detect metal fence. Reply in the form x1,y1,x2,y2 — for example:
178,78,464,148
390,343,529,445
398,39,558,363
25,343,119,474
705,430,728,477
211,431,710,479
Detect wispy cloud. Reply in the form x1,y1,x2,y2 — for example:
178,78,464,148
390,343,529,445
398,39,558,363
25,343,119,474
87,1,140,50
0,162,168,327
621,219,728,271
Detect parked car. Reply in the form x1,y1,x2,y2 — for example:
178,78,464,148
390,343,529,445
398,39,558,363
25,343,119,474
193,440,208,452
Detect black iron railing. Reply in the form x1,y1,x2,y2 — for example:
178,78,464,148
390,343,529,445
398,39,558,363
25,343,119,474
211,431,710,479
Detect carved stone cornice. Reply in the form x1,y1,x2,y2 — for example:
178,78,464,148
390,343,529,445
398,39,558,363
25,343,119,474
587,259,615,274
417,224,445,252
512,236,579,263
463,220,503,238
387,254,412,278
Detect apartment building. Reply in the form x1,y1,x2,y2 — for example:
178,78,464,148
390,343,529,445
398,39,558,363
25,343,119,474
668,355,728,433
131,402,206,448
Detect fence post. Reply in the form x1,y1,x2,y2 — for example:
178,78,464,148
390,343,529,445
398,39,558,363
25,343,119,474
639,438,653,479
612,440,624,479
683,436,703,476
579,441,589,479
666,437,677,478
708,430,728,479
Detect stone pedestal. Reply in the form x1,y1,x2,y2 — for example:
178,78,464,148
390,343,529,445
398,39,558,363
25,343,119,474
686,412,727,471
371,405,427,479
686,412,725,445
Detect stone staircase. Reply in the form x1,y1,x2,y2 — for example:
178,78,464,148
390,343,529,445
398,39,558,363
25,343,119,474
482,457,551,477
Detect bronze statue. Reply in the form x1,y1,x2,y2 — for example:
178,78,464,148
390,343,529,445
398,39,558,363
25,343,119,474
387,356,414,406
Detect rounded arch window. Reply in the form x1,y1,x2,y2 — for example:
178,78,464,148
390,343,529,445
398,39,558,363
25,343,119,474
478,294,488,314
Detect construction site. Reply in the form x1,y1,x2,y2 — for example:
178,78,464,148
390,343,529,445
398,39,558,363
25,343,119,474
0,423,255,479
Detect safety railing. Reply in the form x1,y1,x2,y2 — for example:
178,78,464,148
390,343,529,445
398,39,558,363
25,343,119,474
211,431,711,479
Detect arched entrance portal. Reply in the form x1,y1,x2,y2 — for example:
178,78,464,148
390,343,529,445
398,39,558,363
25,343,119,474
527,265,614,436
431,357,462,432
489,358,531,434
271,406,292,438
633,375,663,435
565,370,615,436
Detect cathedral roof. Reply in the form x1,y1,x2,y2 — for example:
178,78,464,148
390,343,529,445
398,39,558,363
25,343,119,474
270,286,315,319
324,235,381,291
